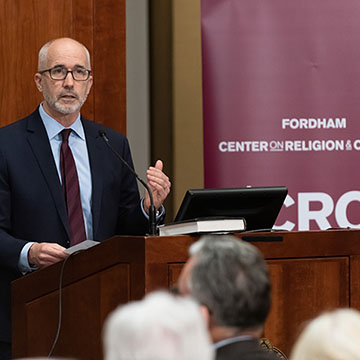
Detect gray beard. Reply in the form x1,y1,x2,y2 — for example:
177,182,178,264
43,91,89,115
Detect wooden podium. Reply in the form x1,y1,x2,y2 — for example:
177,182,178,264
12,229,360,359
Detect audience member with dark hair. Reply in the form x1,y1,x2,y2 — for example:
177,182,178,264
103,291,214,360
178,235,278,360
290,308,360,360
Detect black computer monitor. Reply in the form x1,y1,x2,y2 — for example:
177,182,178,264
174,186,288,231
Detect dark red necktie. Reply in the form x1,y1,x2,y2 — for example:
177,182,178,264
60,129,87,246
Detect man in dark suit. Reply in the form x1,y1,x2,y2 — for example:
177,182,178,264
177,235,279,360
0,37,170,359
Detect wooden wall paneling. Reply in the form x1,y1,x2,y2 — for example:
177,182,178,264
93,0,126,133
168,263,184,289
264,257,349,356
24,264,130,359
1,0,126,132
0,0,72,125
26,291,59,355
350,255,360,309
98,264,132,324
145,236,196,291
72,0,95,121
12,231,360,358
12,236,145,359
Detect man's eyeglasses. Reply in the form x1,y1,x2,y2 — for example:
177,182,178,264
39,66,91,81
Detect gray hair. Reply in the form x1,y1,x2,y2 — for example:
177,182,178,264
38,38,91,71
188,235,271,330
290,308,360,360
103,291,214,360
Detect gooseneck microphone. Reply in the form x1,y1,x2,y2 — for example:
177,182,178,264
98,130,158,236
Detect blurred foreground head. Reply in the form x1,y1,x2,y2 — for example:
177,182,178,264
290,308,360,360
103,291,214,360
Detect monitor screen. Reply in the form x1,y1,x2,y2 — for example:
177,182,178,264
174,186,288,231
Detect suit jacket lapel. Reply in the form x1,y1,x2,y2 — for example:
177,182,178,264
26,110,70,239
82,118,103,239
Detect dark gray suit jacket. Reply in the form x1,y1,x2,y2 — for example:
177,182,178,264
216,339,281,360
0,108,149,342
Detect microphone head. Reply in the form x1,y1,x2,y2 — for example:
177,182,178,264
98,130,109,142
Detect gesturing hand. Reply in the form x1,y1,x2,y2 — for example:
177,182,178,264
144,160,171,213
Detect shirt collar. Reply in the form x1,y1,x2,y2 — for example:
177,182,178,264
39,103,85,140
213,335,254,350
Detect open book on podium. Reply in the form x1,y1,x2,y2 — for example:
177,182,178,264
159,217,246,236
160,186,288,236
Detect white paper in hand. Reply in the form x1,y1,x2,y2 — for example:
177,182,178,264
64,240,100,255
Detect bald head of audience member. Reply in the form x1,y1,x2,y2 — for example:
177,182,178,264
177,235,272,343
103,291,214,360
290,308,360,360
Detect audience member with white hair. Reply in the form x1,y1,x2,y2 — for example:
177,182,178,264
290,308,360,360
103,291,214,360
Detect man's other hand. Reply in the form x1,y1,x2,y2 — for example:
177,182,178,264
28,242,69,269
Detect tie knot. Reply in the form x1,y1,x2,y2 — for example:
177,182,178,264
61,129,72,142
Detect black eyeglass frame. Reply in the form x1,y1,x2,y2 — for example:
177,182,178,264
39,66,92,81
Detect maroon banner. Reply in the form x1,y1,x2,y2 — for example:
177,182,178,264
202,0,360,230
